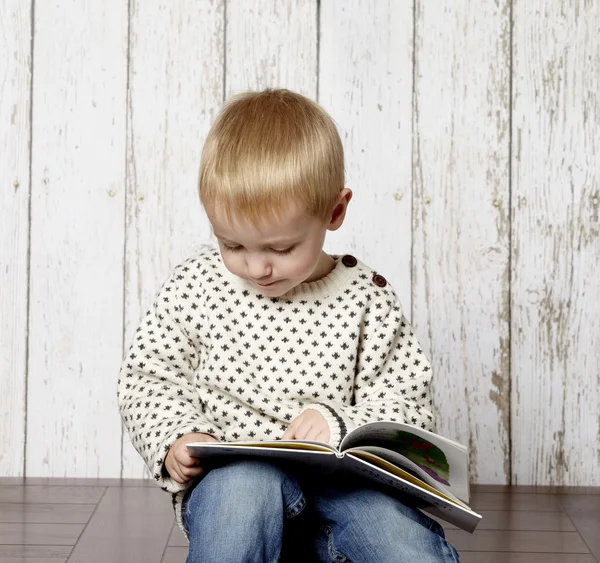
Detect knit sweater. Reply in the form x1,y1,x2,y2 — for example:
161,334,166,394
117,249,435,532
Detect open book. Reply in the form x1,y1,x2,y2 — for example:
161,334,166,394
187,421,482,533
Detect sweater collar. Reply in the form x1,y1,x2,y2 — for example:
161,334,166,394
215,252,360,301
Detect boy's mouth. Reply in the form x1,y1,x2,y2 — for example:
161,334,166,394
256,280,280,287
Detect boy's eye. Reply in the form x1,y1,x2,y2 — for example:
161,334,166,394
222,244,243,252
272,246,295,256
221,243,295,255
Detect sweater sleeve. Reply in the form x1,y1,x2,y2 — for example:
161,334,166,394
302,300,435,449
117,265,219,493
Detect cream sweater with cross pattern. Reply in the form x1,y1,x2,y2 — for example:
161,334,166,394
117,249,435,534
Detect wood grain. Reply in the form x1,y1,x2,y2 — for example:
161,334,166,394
412,0,512,484
319,0,414,310
26,1,128,478
122,0,225,479
0,0,599,488
0,0,31,477
511,1,600,486
225,0,317,97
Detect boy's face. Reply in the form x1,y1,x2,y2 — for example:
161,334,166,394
207,202,333,298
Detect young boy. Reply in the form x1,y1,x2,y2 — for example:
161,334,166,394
118,89,460,562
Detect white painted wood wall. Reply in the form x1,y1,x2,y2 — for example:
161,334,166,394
1,0,598,485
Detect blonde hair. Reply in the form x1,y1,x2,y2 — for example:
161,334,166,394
199,88,344,224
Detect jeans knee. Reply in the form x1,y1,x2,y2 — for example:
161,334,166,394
183,461,302,563
212,460,298,502
185,460,303,528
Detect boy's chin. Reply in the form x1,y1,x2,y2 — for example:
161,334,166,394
255,280,296,298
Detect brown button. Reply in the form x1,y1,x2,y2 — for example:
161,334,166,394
372,274,387,288
341,255,357,268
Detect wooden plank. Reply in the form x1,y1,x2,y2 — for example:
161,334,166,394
0,478,152,487
473,485,600,495
0,545,71,562
557,495,600,561
0,503,94,524
459,554,596,563
412,0,511,484
26,2,128,477
167,525,186,547
161,547,187,563
0,0,31,477
0,523,84,546
511,1,600,487
319,0,414,309
470,492,562,512
437,509,575,531
67,487,174,563
122,0,225,479
446,529,591,554
0,486,105,504
225,0,317,96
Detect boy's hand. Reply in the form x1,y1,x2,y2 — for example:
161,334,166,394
281,409,331,444
164,432,217,484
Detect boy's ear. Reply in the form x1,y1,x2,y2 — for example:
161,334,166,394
327,188,353,232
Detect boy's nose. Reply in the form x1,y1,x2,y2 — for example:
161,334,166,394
247,254,272,280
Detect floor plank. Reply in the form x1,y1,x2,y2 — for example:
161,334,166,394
0,545,72,563
0,487,105,505
557,495,600,561
0,523,84,546
1,479,597,562
472,485,600,496
470,492,562,512
0,479,152,488
161,546,187,563
168,525,187,548
66,487,174,563
446,529,591,554
0,503,95,524
439,509,576,531
459,553,597,563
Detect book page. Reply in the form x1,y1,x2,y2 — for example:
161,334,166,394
346,451,463,507
342,453,481,533
221,440,337,453
339,421,470,502
345,446,468,508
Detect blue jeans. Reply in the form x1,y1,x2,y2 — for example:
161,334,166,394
182,460,460,563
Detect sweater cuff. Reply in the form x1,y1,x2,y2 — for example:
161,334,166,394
152,422,219,493
300,403,355,449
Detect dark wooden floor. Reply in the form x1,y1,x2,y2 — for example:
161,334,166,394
0,478,598,562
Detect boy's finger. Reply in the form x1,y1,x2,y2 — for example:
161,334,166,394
167,462,186,484
306,425,324,442
315,430,330,444
282,418,300,440
179,453,202,468
181,464,205,478
293,420,314,440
